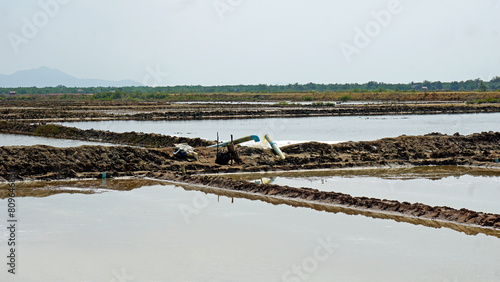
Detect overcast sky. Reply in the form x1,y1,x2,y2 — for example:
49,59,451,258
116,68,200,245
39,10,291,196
1,0,499,86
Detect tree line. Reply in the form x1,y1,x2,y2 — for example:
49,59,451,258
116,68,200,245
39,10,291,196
1,77,499,96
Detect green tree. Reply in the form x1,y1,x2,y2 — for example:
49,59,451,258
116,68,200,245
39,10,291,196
478,81,488,92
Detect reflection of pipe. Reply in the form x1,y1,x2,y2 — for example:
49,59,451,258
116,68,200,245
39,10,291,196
208,135,260,148
254,176,279,185
264,134,285,159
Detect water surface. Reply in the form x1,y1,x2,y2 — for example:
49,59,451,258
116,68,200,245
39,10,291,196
229,167,500,214
0,133,114,147
1,181,499,281
60,113,500,143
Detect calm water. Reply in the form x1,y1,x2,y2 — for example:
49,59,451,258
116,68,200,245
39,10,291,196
1,114,500,280
0,134,114,147
232,167,500,214
1,182,499,281
60,113,500,143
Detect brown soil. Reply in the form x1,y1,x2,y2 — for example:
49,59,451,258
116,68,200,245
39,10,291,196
2,131,499,181
173,181,500,238
168,91,500,102
1,100,500,122
150,173,500,230
1,132,499,230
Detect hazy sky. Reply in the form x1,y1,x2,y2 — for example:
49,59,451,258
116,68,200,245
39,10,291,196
1,0,499,86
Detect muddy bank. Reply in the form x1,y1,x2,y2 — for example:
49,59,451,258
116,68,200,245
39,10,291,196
173,180,500,238
3,122,498,169
0,178,163,199
1,132,499,181
149,172,500,230
277,131,500,168
0,145,190,181
0,121,214,148
1,132,500,229
224,165,500,182
1,100,500,122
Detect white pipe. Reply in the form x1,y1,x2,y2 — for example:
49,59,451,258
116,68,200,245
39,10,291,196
264,134,285,160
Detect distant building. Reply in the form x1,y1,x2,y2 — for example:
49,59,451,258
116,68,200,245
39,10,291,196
422,86,428,91
8,91,16,95
77,89,84,93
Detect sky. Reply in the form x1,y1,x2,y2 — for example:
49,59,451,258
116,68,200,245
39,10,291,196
1,0,499,86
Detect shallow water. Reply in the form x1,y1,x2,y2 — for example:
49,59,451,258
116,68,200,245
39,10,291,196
0,133,114,147
1,113,499,280
60,112,500,143
229,167,500,214
1,182,499,281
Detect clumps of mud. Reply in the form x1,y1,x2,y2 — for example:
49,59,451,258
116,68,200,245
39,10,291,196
0,121,214,148
1,100,500,122
278,131,500,168
1,131,500,229
1,131,499,182
151,173,500,230
0,145,215,181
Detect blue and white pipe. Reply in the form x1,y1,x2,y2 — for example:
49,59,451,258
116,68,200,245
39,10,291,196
264,134,285,160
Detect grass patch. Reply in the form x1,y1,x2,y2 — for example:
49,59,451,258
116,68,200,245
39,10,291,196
339,95,353,102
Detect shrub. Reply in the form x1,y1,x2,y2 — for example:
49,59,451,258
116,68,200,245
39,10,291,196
339,95,353,102
275,101,290,105
33,124,61,136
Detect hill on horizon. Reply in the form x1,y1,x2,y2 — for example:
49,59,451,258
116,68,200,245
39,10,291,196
0,67,141,87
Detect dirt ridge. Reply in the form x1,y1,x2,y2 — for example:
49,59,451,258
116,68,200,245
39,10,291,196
1,101,500,122
150,172,500,230
1,132,500,229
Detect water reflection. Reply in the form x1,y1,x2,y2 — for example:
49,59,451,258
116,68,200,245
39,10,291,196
174,181,500,239
60,112,500,143
2,176,499,239
225,166,500,214
0,178,163,199
1,183,499,281
0,133,115,147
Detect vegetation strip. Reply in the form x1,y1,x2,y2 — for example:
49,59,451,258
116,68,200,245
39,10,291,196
1,77,500,96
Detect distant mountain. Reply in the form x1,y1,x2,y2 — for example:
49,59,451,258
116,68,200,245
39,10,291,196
0,67,141,87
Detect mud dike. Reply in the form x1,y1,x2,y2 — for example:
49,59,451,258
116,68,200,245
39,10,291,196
150,173,500,234
1,100,500,122
1,129,500,232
